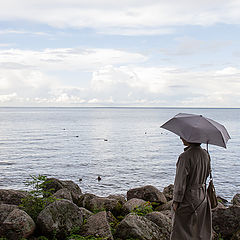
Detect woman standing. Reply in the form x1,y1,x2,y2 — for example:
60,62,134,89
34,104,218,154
170,137,212,240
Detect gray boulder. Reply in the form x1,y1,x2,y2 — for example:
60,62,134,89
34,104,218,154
88,197,122,216
160,210,172,219
232,229,240,240
127,185,167,204
215,201,227,209
155,200,173,211
43,178,82,204
106,211,118,226
61,180,82,203
53,188,73,201
212,230,219,240
0,204,19,236
122,198,147,215
107,194,126,205
232,194,240,206
76,193,97,209
145,211,171,239
217,196,229,206
43,178,64,194
163,184,174,201
1,208,35,240
37,199,83,239
0,204,19,223
114,213,166,240
81,211,113,240
213,206,240,239
0,189,28,205
79,207,94,221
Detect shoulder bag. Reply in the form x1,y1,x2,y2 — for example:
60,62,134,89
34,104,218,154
207,153,218,209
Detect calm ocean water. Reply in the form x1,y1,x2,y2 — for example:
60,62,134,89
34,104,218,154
0,107,239,201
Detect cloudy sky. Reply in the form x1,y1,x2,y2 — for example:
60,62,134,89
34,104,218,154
0,0,240,107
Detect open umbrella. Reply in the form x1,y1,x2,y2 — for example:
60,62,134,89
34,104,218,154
160,113,230,148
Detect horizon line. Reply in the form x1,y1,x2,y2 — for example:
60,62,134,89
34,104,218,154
0,106,240,109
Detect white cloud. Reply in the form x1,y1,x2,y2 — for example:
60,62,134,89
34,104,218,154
214,67,240,76
0,48,146,71
97,27,175,36
89,65,240,107
0,1,240,35
160,37,232,56
0,93,17,103
0,46,240,107
0,29,51,36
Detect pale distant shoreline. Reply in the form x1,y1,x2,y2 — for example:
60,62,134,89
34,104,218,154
0,106,240,109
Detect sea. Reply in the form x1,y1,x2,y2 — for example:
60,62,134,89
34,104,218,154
0,107,239,201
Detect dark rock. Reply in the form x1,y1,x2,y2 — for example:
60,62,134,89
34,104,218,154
231,229,240,240
88,197,122,216
61,180,82,203
232,194,240,206
0,189,28,205
214,201,227,210
107,194,126,205
75,193,97,209
213,206,240,239
212,230,219,240
160,210,172,219
37,199,83,240
106,211,118,225
43,178,64,195
114,213,166,240
0,204,19,223
0,204,19,237
127,185,167,204
81,211,113,240
122,198,147,215
145,211,171,238
217,196,229,206
1,208,35,240
79,207,93,221
53,188,73,201
43,178,82,205
163,184,174,201
155,200,173,211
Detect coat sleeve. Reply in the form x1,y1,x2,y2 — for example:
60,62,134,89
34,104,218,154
173,154,190,202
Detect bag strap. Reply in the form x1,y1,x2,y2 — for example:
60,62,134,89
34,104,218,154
208,152,213,181
205,148,213,181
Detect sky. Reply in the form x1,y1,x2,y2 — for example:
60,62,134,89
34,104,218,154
0,0,240,107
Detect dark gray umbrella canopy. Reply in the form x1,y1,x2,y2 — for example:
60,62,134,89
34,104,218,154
160,113,231,148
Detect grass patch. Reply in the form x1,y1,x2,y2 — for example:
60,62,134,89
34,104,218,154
131,201,153,216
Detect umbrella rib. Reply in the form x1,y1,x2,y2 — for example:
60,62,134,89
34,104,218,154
205,118,228,148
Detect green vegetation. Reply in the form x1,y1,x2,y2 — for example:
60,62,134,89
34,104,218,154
218,233,224,240
92,207,106,214
19,175,57,221
70,226,82,235
115,238,140,240
36,237,49,240
131,201,153,216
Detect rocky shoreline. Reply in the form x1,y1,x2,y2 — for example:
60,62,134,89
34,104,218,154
0,177,240,240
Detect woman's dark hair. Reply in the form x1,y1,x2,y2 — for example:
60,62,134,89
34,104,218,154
190,142,201,146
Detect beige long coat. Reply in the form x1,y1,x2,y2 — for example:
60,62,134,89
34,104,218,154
171,145,212,240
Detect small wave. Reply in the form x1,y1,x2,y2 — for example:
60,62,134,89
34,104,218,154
0,162,15,165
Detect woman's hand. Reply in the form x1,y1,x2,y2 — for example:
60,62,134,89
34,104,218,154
172,201,179,212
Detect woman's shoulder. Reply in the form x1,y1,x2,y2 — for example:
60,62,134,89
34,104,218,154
181,145,204,156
